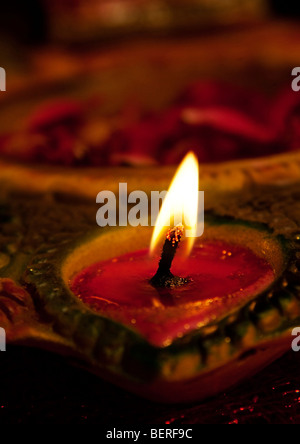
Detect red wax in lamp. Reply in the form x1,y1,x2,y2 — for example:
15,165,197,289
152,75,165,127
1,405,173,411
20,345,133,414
71,241,274,347
70,151,274,347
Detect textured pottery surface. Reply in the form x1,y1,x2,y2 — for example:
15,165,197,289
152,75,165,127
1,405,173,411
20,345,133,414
0,151,299,402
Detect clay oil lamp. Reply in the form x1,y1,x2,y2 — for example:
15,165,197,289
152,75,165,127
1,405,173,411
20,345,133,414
69,153,277,354
1,152,300,403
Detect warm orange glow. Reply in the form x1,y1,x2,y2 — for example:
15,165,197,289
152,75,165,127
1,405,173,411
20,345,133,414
150,151,199,255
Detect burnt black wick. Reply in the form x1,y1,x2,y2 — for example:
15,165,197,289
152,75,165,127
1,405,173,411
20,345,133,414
150,224,191,288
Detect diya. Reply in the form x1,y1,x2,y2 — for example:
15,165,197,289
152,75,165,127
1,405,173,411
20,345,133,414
0,151,300,403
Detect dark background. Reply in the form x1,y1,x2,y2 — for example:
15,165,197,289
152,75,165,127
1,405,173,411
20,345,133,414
0,1,300,46
271,1,300,16
0,345,299,424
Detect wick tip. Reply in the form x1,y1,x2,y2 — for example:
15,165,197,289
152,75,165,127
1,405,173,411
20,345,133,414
166,224,184,246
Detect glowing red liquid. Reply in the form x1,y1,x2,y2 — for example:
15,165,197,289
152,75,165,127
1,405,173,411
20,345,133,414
70,241,274,347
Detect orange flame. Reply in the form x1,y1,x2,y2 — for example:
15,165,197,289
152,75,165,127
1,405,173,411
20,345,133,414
150,151,199,255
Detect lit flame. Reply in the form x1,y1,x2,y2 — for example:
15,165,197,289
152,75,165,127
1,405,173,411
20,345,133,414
150,151,199,255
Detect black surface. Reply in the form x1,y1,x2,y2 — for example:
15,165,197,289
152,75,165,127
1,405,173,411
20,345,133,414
0,345,299,424
270,1,300,17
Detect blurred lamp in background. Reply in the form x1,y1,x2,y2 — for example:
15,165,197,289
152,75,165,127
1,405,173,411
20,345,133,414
43,0,270,43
